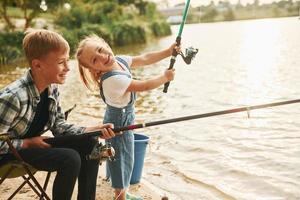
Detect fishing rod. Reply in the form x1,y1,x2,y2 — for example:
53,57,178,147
44,98,300,145
163,0,198,93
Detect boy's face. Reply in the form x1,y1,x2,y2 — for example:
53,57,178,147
80,40,115,73
36,49,70,85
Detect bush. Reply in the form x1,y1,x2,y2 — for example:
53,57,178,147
88,2,122,24
0,31,24,47
59,29,79,56
53,1,171,48
0,31,24,64
60,24,113,55
112,22,146,46
55,6,87,29
150,21,171,37
78,24,112,45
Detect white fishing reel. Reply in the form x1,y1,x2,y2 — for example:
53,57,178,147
86,142,115,165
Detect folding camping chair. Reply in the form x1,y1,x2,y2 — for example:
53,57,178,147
0,134,51,200
0,104,77,200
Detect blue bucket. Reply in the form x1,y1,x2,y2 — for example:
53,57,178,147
130,133,149,184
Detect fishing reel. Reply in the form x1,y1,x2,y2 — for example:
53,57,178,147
179,46,198,64
86,142,115,165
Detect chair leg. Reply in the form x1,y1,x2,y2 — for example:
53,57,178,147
7,175,33,200
40,172,51,200
7,173,49,200
23,166,51,200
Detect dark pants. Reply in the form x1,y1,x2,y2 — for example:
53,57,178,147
0,137,99,200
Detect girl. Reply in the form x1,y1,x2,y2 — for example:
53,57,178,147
76,35,179,200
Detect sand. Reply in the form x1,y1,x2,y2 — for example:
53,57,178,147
0,163,163,200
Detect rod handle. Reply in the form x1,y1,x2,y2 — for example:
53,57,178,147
163,36,181,93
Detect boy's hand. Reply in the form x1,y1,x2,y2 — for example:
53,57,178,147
98,123,115,139
22,136,51,149
85,123,115,139
164,69,175,82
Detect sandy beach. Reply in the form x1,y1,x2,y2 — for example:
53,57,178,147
0,163,163,200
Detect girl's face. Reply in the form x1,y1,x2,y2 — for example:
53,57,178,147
80,39,115,73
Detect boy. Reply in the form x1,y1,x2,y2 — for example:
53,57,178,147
0,29,115,200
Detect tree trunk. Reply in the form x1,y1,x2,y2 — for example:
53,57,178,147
0,0,16,31
23,1,29,30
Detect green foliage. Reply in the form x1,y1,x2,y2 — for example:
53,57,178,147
55,5,87,29
0,0,65,31
0,31,24,64
145,2,157,19
112,22,146,46
193,0,300,23
223,8,235,21
60,24,113,55
88,2,123,24
78,24,113,45
201,8,218,22
150,21,171,37
54,0,169,50
117,0,135,5
134,0,148,15
272,6,280,16
59,29,78,57
0,0,171,63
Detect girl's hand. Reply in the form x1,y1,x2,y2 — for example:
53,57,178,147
168,43,182,56
164,69,175,82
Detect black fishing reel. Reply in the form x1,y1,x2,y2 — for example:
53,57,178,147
179,46,198,64
86,142,115,165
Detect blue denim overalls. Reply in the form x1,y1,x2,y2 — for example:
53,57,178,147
101,56,136,189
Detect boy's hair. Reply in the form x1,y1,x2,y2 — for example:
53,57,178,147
23,28,69,65
75,34,106,91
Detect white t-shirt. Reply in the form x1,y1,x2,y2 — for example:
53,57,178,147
102,56,133,108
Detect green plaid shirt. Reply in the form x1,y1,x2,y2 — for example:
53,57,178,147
0,70,84,155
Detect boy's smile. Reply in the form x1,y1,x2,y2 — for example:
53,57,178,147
32,49,70,92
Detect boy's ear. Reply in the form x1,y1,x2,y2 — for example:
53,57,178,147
31,59,42,70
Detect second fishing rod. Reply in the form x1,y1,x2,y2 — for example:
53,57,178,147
44,98,300,146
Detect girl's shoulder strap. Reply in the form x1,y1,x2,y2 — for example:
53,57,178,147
100,56,132,82
115,56,131,71
101,71,131,82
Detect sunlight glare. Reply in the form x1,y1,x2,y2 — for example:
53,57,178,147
239,20,280,105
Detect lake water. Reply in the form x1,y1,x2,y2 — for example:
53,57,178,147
1,17,300,200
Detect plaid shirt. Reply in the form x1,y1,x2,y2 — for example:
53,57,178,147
0,70,84,155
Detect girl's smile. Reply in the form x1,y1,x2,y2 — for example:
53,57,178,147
80,41,117,72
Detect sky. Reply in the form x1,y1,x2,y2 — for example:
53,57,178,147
149,0,281,7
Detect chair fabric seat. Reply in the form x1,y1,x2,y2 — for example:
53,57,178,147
0,161,37,178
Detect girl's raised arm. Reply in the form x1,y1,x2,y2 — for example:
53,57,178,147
126,69,175,92
131,43,179,68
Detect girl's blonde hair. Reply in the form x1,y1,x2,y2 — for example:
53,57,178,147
23,28,69,65
75,34,106,91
